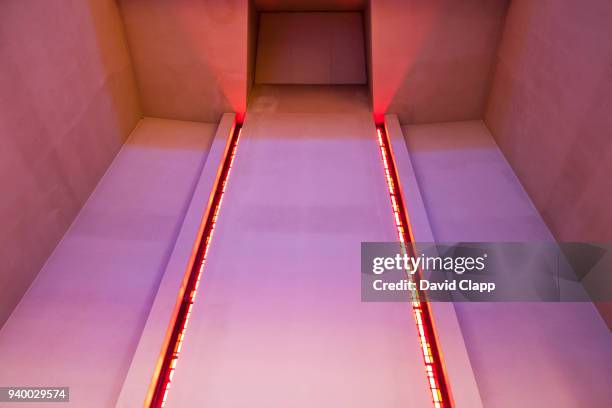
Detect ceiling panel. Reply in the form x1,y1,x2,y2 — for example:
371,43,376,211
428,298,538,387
254,0,367,11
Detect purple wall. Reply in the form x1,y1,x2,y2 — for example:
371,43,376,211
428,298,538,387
0,118,218,406
403,120,612,406
0,0,141,327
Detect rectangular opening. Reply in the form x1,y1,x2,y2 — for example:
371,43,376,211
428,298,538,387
254,12,367,85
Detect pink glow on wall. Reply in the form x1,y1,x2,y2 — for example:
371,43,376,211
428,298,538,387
370,0,507,124
118,0,248,123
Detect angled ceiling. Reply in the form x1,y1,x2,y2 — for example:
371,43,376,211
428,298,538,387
118,0,509,125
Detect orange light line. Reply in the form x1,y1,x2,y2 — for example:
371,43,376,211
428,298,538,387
151,124,243,407
376,126,450,408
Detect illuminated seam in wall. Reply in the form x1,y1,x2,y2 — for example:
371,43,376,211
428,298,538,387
376,126,451,408
150,123,243,408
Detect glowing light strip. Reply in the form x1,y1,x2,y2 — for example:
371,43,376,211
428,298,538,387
376,126,451,408
150,124,243,408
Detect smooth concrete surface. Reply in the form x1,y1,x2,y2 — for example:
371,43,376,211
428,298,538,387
118,0,249,122
116,114,236,408
485,1,612,329
0,118,217,407
165,93,432,406
249,84,371,114
402,120,612,407
385,115,483,408
404,121,552,242
370,0,508,124
486,0,612,243
247,2,259,98
0,0,141,328
255,12,367,84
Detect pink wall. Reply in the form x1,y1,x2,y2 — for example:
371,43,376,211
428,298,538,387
486,0,612,242
485,0,612,328
255,12,367,85
118,0,249,123
0,0,141,327
370,0,508,124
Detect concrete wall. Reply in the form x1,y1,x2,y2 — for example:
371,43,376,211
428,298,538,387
485,0,612,326
0,118,218,407
247,1,260,99
118,0,249,123
255,12,367,85
486,0,612,242
402,120,612,407
0,0,141,327
370,0,508,124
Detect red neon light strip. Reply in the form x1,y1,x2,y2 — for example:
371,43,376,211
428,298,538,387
150,124,243,407
376,126,451,408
